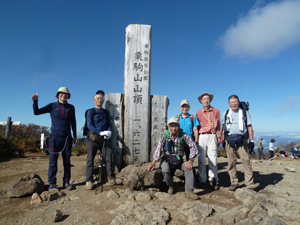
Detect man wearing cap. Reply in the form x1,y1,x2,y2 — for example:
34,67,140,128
31,87,77,190
177,100,199,160
195,92,221,190
257,138,265,160
221,95,255,191
145,117,199,200
85,90,115,190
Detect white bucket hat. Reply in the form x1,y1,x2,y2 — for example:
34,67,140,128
56,87,71,99
168,117,179,125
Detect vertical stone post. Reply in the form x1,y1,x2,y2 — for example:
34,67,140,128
105,93,124,173
124,24,152,164
5,117,12,141
150,95,169,159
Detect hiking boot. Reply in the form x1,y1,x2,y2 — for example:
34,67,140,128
210,178,219,191
168,186,174,195
63,182,74,190
48,184,57,190
229,184,239,191
86,181,93,190
185,191,199,200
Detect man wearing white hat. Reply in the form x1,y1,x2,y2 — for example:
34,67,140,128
195,92,221,190
145,117,199,200
31,87,77,190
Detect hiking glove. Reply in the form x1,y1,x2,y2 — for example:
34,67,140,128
249,142,254,149
100,131,112,139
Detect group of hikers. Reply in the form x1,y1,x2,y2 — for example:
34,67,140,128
31,87,255,200
145,92,255,200
31,88,114,191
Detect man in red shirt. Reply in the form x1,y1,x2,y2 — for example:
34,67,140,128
195,92,221,190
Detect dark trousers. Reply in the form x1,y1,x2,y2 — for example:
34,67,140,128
48,135,73,185
86,136,114,182
269,150,274,159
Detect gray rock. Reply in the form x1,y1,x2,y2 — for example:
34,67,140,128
234,188,269,205
179,201,226,224
111,201,169,225
174,169,184,177
136,192,151,201
7,173,44,198
154,192,174,202
284,167,295,172
107,190,120,199
117,164,163,190
40,189,64,202
54,210,63,222
30,193,43,205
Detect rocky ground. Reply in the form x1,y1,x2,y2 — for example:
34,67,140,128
0,152,300,224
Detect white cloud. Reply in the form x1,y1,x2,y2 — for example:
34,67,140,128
273,96,300,115
218,0,300,59
30,72,58,86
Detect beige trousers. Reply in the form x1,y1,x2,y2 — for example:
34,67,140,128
226,138,254,188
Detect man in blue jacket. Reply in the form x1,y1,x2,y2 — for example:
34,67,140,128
85,90,115,190
31,87,77,190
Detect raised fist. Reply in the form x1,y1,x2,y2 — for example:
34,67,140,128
31,92,39,101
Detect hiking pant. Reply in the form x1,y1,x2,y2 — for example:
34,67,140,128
161,160,194,193
257,148,265,160
269,150,274,159
226,138,254,189
86,136,114,182
198,133,219,183
48,134,73,185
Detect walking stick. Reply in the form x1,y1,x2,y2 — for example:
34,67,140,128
95,139,106,194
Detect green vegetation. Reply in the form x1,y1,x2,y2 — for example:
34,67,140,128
71,138,87,156
0,123,50,157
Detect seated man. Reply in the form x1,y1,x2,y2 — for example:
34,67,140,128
145,117,199,200
290,145,300,155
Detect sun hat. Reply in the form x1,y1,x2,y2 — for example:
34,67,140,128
180,100,190,107
198,92,214,103
271,139,276,142
168,117,179,125
56,87,71,99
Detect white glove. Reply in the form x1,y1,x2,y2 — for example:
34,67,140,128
100,131,112,139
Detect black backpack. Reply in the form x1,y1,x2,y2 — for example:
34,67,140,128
83,108,109,136
224,101,250,139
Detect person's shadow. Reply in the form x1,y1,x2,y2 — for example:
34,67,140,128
217,162,284,191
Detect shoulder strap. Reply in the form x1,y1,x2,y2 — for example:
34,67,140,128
190,114,194,127
225,110,229,123
201,110,219,139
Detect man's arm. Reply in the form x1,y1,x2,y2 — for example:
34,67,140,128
71,105,77,144
194,126,199,143
247,125,254,141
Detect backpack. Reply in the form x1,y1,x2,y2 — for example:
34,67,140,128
224,101,249,139
164,128,190,160
83,108,109,136
177,114,194,128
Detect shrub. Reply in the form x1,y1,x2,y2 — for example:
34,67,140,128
72,138,87,156
0,135,23,157
217,148,227,158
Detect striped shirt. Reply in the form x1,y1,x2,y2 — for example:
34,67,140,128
196,106,221,143
153,132,198,161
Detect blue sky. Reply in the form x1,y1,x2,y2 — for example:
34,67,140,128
1,0,300,142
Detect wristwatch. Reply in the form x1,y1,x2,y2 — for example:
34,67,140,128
190,158,194,162
250,140,254,142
